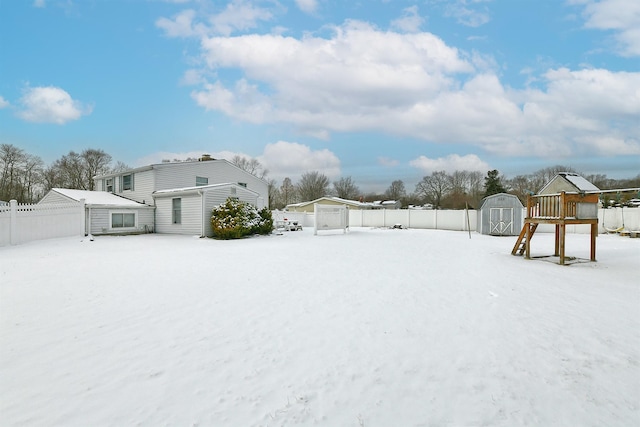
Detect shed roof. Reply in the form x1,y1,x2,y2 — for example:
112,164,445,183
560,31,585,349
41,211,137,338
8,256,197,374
46,188,147,206
479,192,523,209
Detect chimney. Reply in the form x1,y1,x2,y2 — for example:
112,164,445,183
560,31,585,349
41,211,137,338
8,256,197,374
200,154,213,161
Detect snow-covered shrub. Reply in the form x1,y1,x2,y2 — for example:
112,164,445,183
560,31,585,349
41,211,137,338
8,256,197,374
210,198,273,239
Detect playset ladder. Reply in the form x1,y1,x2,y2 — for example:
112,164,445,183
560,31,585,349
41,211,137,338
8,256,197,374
512,223,538,256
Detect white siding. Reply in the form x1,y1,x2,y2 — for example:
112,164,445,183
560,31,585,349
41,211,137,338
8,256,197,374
88,207,155,235
155,194,202,235
38,191,73,204
113,170,155,204
154,161,269,206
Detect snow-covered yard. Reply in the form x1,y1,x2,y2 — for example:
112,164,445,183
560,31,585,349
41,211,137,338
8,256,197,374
1,228,638,426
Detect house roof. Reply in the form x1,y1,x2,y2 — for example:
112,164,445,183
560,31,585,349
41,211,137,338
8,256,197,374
93,158,268,184
539,172,600,194
152,182,259,198
48,188,147,206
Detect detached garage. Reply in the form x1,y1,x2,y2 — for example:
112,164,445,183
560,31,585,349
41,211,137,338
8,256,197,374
477,193,524,236
153,182,261,237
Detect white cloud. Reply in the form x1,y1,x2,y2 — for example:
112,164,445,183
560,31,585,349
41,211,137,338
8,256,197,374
409,154,489,174
0,96,9,109
208,0,274,36
194,20,472,129
378,157,399,167
156,9,205,38
177,15,638,161
579,0,640,57
17,86,92,124
295,0,318,15
444,0,492,27
258,141,341,181
136,142,341,182
180,69,207,86
391,6,425,33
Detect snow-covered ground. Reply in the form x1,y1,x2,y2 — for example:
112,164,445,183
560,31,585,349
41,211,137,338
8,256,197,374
1,228,638,426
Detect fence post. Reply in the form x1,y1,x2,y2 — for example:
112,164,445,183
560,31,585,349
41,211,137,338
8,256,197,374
80,199,86,236
10,200,17,245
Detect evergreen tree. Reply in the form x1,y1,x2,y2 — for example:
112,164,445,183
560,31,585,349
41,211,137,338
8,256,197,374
483,169,507,197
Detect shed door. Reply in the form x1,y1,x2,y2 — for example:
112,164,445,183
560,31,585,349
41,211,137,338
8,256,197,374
489,208,513,235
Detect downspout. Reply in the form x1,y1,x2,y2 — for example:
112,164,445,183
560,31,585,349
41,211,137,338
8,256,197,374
199,189,205,237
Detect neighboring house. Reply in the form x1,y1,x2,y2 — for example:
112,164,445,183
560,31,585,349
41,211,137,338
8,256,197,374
39,188,155,235
153,183,261,237
93,156,268,209
285,196,368,213
538,172,600,195
369,200,402,210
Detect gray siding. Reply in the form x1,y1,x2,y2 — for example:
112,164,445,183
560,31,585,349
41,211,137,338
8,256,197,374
155,194,202,235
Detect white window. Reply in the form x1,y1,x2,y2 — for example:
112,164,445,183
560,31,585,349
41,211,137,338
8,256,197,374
111,212,136,228
196,176,208,186
238,182,247,188
105,178,114,193
122,174,133,191
172,198,181,224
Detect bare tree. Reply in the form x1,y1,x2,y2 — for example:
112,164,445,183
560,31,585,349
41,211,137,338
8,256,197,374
0,144,26,201
385,180,406,201
110,161,132,174
56,151,86,189
414,171,451,209
333,176,360,200
0,144,45,202
18,154,44,202
297,171,330,202
82,149,112,190
280,177,296,206
231,155,268,179
267,178,279,209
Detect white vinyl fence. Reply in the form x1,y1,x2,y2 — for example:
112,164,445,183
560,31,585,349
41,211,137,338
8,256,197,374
275,207,640,234
0,199,85,246
273,209,477,232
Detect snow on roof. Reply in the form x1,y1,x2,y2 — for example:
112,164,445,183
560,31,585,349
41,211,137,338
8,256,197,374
153,182,258,196
560,172,600,192
52,188,144,206
287,196,366,208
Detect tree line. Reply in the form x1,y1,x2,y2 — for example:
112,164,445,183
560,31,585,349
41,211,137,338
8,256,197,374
0,144,127,203
2,143,638,208
262,165,640,210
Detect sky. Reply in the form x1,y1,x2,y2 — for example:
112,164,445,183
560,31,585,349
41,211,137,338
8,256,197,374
0,0,639,193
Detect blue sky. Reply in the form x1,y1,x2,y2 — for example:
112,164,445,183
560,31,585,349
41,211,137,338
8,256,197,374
1,0,638,192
